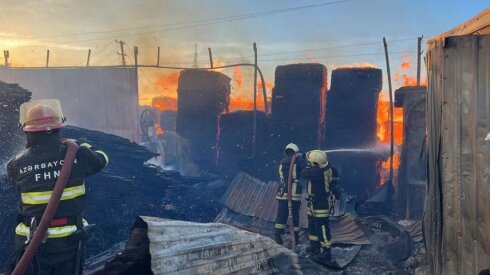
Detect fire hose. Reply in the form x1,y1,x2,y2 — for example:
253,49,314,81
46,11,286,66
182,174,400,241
287,153,299,251
12,140,79,275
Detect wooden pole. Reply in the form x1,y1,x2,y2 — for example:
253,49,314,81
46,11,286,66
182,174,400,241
116,40,126,66
4,50,9,67
252,42,258,157
134,46,139,67
46,50,50,67
86,49,91,66
208,48,213,68
417,36,423,86
383,37,394,185
157,46,160,66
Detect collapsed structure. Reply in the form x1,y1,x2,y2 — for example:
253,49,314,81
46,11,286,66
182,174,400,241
424,9,490,275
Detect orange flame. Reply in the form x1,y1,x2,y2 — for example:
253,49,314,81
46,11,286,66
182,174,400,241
151,96,177,135
394,54,428,86
376,92,404,185
233,66,243,90
334,62,377,69
152,96,177,111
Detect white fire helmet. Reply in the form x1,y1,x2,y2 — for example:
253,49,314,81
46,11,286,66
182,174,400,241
306,150,328,168
285,143,299,154
19,99,66,132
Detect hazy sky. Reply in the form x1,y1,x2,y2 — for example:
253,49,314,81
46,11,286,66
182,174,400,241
0,0,488,104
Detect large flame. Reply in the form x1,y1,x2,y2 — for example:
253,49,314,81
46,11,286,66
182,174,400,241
376,92,404,185
151,96,177,135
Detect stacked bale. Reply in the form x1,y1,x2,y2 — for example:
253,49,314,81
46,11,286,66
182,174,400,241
218,111,269,179
271,63,328,151
325,68,382,198
176,69,231,170
0,81,32,163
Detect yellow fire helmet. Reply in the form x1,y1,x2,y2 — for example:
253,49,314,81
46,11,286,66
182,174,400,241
285,143,299,154
306,150,328,168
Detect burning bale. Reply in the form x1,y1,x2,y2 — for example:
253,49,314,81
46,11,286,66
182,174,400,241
0,81,31,163
176,69,231,170
395,86,427,219
325,68,383,198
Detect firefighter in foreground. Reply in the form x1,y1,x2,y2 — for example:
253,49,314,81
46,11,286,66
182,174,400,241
274,143,305,245
6,99,109,274
302,150,340,261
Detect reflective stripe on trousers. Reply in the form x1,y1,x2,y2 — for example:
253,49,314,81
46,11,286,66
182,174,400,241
15,219,88,238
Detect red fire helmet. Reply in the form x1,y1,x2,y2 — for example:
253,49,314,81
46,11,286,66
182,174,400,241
20,99,66,132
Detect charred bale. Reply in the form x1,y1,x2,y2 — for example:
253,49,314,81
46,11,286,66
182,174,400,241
218,111,269,179
325,68,383,198
160,110,177,132
271,63,328,150
176,69,231,170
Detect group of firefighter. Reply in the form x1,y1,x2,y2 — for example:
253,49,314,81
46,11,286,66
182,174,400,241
274,143,340,263
4,99,338,274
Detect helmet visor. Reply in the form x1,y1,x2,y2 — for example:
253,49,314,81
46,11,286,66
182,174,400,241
19,99,65,127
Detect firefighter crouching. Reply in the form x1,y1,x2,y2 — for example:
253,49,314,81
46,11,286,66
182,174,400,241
302,150,340,261
274,143,305,245
5,99,109,275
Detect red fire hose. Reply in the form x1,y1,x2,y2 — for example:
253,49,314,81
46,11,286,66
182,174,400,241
12,140,79,275
287,153,299,251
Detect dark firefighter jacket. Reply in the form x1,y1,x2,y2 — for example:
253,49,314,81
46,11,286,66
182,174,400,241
277,154,306,201
302,164,340,215
7,132,108,238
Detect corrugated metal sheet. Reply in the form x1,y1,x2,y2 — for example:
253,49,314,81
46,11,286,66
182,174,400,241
425,33,490,274
141,216,330,275
218,173,370,245
0,67,139,141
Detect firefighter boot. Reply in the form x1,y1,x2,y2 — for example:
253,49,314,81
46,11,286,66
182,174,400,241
306,245,321,257
274,232,283,245
314,248,332,262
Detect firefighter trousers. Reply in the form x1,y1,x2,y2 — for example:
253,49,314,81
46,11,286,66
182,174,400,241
275,200,301,234
307,214,332,249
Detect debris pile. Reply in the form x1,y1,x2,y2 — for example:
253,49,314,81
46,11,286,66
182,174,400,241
0,81,31,163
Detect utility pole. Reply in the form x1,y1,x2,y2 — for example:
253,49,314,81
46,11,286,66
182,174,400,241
193,42,198,68
46,50,50,67
115,40,126,66
4,50,9,67
86,49,91,66
208,48,214,69
383,37,394,186
417,36,423,86
252,42,258,158
156,46,160,67
134,46,139,67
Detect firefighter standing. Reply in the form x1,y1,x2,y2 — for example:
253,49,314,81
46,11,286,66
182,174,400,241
5,99,109,275
302,150,340,261
274,143,305,245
